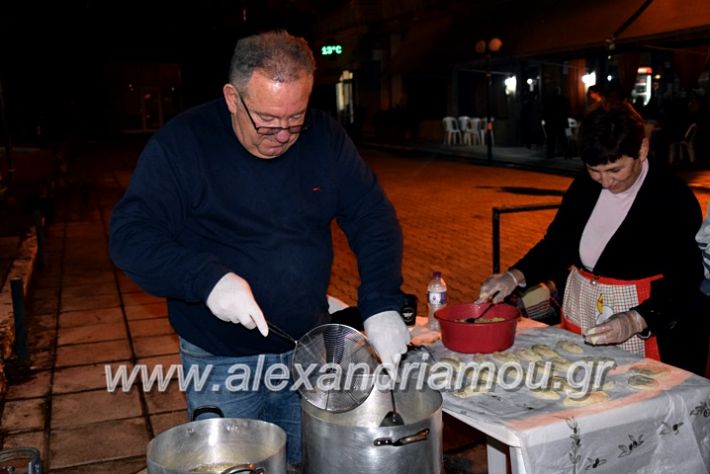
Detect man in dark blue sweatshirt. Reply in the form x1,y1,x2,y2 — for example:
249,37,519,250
109,30,410,466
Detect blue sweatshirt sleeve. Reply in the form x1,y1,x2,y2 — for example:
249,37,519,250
109,138,230,302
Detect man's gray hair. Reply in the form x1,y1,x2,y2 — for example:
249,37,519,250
228,30,316,94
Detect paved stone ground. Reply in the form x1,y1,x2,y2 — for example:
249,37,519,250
1,139,708,473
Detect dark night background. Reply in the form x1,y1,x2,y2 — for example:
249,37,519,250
0,1,348,142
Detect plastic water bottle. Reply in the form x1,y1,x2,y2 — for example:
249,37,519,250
427,271,447,331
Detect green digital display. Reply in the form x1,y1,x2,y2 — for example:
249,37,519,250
321,44,343,56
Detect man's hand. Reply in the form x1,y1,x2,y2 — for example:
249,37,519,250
584,310,647,345
476,270,521,304
364,310,411,378
206,273,268,336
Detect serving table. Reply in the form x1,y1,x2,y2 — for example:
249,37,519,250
417,318,710,474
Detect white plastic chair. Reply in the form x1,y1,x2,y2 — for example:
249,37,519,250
566,117,579,141
458,116,479,146
669,123,697,164
442,116,462,145
481,118,495,147
469,118,483,145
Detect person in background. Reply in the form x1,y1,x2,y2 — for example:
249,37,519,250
109,30,411,467
585,84,603,115
543,86,571,159
477,101,708,375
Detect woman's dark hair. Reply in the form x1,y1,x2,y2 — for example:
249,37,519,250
579,102,645,166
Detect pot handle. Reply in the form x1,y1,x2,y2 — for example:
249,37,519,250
192,405,225,421
220,465,266,474
373,428,430,447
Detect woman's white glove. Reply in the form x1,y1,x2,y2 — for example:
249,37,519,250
584,310,647,345
206,272,268,336
364,310,411,377
476,270,521,304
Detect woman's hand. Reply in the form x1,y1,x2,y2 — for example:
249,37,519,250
476,270,523,304
584,310,648,345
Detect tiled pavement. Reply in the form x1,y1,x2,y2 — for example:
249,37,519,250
1,140,709,473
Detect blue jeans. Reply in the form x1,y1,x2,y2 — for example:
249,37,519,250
701,278,710,297
179,338,302,464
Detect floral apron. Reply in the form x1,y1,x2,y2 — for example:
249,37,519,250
561,266,661,359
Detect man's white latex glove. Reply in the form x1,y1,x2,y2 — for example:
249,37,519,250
364,310,411,378
584,310,647,345
206,272,268,337
476,270,521,304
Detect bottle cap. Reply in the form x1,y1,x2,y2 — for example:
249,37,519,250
433,271,442,278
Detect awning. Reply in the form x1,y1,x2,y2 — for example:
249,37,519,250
503,0,710,58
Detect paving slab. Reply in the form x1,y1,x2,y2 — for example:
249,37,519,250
51,389,142,428
49,417,149,469
128,318,175,338
55,339,132,368
61,282,118,299
57,321,127,346
61,272,115,288
0,430,47,471
143,383,187,415
51,456,146,474
53,361,133,394
149,410,188,436
60,292,121,312
1,398,46,432
26,327,57,352
124,302,168,320
133,334,179,358
58,307,123,329
5,370,52,400
28,350,53,371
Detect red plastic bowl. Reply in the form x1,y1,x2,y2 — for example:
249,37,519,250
435,303,520,354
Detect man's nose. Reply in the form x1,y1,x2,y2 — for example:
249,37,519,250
274,128,292,143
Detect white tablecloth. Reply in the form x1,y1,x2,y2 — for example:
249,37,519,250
427,322,710,474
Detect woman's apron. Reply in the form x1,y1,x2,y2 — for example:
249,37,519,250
561,266,661,360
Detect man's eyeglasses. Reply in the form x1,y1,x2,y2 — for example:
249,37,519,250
238,94,308,136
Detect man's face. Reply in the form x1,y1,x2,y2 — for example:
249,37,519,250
223,70,313,159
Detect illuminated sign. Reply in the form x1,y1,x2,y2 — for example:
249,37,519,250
321,44,343,56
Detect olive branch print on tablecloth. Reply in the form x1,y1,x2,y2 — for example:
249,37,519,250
566,418,581,474
618,433,644,457
690,396,710,417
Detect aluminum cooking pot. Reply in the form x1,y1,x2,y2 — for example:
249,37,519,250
146,406,286,474
302,372,443,474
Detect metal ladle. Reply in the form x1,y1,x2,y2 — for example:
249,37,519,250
456,302,495,323
380,389,405,426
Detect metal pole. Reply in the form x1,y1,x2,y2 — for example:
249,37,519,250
10,277,29,364
486,55,493,162
491,203,561,274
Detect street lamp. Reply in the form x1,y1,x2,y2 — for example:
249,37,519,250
475,38,502,162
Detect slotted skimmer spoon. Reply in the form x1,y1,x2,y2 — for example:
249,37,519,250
267,321,378,413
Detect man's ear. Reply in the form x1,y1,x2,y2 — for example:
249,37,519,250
223,84,238,114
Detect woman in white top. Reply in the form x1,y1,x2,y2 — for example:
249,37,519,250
478,102,708,375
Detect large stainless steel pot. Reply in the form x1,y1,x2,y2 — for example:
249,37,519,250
147,406,286,474
302,379,443,473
